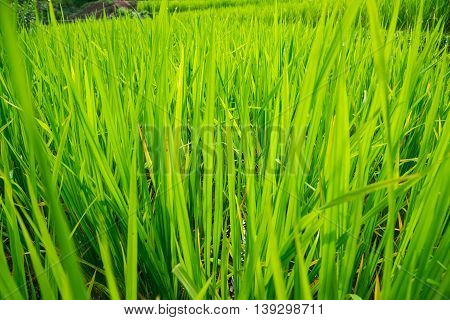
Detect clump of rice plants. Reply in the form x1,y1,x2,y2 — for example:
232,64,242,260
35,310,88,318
0,0,448,300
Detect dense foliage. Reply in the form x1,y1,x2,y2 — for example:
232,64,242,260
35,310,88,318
0,0,448,300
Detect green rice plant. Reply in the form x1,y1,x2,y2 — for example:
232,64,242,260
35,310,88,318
0,0,448,300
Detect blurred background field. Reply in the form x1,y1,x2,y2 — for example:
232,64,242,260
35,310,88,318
14,0,450,31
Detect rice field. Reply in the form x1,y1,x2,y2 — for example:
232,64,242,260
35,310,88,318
0,0,449,300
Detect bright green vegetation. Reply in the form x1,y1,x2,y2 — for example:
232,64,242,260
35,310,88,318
137,0,449,31
0,0,449,300
137,0,264,13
